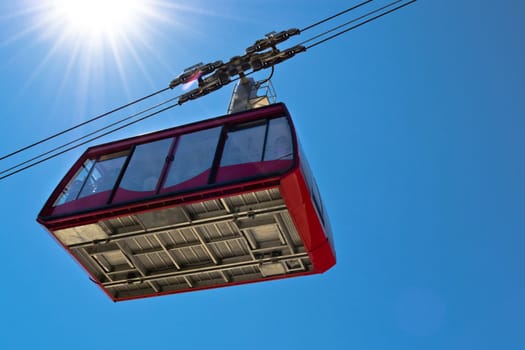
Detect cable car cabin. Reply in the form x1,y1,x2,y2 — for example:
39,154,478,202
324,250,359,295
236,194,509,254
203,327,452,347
37,103,335,301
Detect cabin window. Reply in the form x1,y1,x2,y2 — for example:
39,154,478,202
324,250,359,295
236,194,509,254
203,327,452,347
54,159,95,206
118,138,173,192
78,151,128,199
299,146,325,225
220,123,266,166
216,117,293,183
163,127,221,189
263,117,293,161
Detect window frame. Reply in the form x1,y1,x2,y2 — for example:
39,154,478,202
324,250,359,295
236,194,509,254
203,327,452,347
111,137,175,203
47,108,297,217
160,126,222,193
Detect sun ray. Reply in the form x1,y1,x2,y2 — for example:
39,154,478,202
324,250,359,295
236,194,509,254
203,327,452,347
56,40,83,104
2,0,254,117
120,32,157,90
17,26,74,98
108,34,132,99
0,7,56,48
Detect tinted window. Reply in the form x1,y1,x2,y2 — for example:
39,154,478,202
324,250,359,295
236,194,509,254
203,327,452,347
299,145,325,225
54,159,95,206
164,127,221,188
263,117,293,161
220,123,266,166
78,152,128,199
119,138,173,192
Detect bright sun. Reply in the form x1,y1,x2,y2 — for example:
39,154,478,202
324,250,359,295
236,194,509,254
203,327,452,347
50,0,151,43
12,0,195,100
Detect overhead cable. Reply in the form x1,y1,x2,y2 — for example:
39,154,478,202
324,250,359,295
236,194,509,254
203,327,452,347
0,87,169,162
299,0,404,47
0,74,244,180
0,102,181,181
300,0,374,32
306,0,417,50
0,95,180,176
0,0,418,181
0,0,402,168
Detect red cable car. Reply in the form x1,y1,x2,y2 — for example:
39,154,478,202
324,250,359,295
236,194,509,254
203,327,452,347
37,103,335,301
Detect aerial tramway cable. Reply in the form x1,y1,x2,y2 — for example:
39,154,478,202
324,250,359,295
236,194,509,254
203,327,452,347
0,95,180,177
0,73,248,181
0,101,182,181
299,0,404,47
0,87,169,162
306,0,417,50
0,0,417,182
300,0,373,32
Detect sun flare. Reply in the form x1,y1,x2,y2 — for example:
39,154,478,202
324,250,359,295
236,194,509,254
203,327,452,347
5,0,206,107
50,0,149,42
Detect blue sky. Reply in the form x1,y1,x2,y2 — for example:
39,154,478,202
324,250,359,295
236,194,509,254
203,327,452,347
0,1,524,349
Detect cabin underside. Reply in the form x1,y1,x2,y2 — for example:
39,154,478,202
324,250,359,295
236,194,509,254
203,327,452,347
50,188,312,300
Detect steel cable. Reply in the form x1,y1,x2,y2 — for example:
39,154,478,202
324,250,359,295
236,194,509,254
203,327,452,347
0,0,417,181
0,87,169,161
305,0,417,50
300,0,374,32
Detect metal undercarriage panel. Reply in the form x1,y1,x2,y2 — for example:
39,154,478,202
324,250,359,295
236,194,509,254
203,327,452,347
52,188,312,300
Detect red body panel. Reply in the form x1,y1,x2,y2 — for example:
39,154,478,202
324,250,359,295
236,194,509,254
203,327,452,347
280,169,336,273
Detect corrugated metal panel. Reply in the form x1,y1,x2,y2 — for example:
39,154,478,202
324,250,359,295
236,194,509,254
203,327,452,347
277,212,303,246
58,188,311,300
